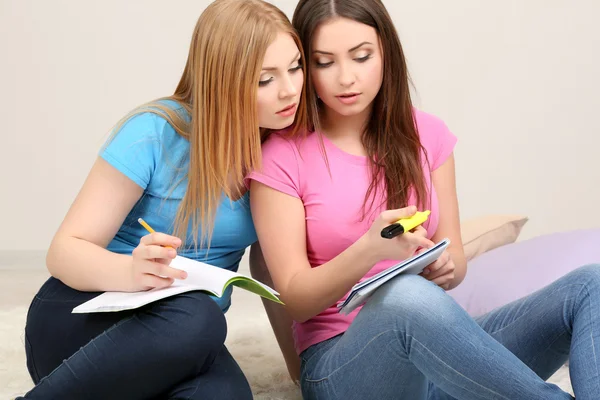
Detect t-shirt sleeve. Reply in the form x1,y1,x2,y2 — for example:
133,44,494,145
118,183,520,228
415,109,458,171
246,135,301,198
100,113,162,189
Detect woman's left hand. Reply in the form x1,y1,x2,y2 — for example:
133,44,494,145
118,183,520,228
420,250,455,290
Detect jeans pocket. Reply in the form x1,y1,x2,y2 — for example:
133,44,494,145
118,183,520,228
300,345,334,399
301,375,337,400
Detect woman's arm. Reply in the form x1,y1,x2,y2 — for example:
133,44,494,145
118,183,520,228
250,180,433,323
429,153,467,289
249,243,300,384
47,157,183,292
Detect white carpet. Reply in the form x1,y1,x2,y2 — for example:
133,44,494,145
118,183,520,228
0,276,573,399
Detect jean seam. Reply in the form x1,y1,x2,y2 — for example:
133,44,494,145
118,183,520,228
301,347,319,366
582,284,600,393
184,385,200,400
409,335,511,400
182,372,204,400
301,347,324,368
304,329,396,383
24,332,40,383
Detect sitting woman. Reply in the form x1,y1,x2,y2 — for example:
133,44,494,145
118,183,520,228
20,1,306,399
248,0,600,399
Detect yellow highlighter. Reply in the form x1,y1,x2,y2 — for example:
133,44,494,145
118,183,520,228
380,210,431,239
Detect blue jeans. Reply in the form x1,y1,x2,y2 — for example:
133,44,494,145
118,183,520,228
19,277,252,400
300,264,600,400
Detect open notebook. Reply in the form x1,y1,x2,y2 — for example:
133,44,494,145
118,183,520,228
337,238,450,315
72,256,281,313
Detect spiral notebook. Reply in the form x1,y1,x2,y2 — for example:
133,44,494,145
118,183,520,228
337,238,450,315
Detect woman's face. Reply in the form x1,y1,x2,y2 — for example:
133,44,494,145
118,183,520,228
310,17,383,118
257,32,304,129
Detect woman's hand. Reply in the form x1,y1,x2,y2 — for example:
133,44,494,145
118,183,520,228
421,250,455,290
128,232,187,291
364,206,435,264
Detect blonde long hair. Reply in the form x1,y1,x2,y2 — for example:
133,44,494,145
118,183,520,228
108,0,306,248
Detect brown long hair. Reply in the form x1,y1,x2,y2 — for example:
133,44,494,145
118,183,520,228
107,0,307,247
292,0,428,214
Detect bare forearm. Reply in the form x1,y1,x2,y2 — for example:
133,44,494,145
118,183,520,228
284,237,377,322
47,236,133,292
261,299,300,383
249,243,301,382
448,247,467,290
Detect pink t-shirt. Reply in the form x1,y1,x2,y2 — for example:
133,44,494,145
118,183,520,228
248,109,457,354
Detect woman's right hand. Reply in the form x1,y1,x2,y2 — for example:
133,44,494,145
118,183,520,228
364,206,435,263
129,233,188,291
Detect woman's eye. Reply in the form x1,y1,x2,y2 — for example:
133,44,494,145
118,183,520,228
289,62,303,72
315,61,333,68
355,54,371,63
259,77,273,87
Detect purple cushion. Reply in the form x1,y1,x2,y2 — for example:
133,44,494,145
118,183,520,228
448,228,600,317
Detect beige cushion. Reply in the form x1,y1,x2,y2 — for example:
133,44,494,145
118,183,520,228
461,215,529,261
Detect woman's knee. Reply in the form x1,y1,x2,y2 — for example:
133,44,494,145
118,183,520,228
366,275,461,325
573,263,600,281
374,275,446,308
154,291,227,359
567,263,600,295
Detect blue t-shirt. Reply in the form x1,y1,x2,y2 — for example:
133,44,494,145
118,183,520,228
100,100,257,311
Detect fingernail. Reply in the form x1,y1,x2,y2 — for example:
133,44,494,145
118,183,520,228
169,249,176,257
181,272,187,279
423,268,430,275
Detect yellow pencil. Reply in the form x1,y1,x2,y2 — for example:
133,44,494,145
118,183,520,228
138,218,174,249
137,217,156,234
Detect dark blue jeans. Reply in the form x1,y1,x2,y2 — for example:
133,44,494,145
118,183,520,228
20,277,252,400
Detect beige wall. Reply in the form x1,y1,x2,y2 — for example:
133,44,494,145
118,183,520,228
1,0,598,251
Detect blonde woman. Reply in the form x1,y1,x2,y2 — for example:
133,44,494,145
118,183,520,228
19,1,306,399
